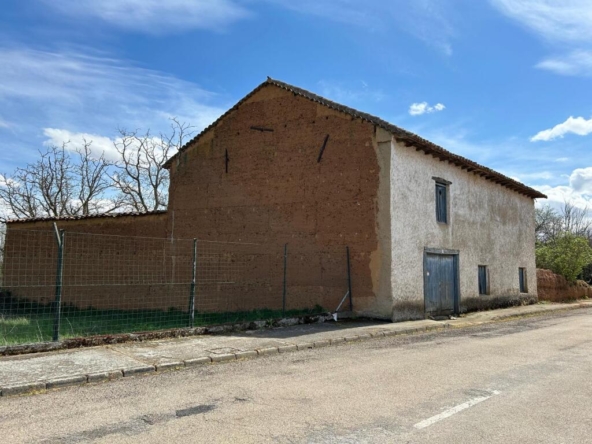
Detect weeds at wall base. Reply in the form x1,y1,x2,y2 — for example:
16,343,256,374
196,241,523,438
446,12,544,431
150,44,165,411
0,294,326,352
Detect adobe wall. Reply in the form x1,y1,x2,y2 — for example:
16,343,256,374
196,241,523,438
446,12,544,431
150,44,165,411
168,84,391,317
537,269,592,302
2,85,393,317
2,213,173,311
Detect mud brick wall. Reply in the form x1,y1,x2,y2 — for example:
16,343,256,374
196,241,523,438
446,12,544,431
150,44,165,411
3,84,384,315
537,269,592,302
3,213,174,311
168,84,381,313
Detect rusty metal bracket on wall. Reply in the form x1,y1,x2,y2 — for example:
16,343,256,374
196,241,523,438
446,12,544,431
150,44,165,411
317,135,330,163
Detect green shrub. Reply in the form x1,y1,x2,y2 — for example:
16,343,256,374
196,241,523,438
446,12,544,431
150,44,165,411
536,233,592,283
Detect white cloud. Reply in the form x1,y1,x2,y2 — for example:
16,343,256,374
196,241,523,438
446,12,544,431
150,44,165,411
42,128,120,162
490,0,592,76
0,47,225,123
266,0,457,55
570,167,592,195
535,166,592,210
41,0,250,34
43,0,457,53
536,50,592,76
0,174,15,188
490,0,592,43
42,128,175,164
0,47,227,170
536,185,591,210
531,116,592,141
409,102,446,116
317,80,385,104
516,171,556,181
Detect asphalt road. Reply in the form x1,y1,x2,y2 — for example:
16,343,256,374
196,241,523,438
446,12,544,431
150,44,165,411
1,309,591,443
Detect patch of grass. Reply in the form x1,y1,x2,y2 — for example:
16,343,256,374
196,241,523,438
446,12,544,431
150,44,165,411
0,303,325,346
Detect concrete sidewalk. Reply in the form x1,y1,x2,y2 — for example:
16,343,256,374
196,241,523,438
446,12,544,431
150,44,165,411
1,301,590,398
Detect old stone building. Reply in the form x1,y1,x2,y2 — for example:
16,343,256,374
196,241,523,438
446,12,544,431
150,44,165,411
4,78,546,321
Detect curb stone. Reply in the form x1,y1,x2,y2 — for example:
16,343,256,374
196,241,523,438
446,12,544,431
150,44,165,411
155,361,185,372
211,353,236,363
330,337,346,345
257,347,279,356
278,345,298,353
235,350,257,360
2,302,590,398
87,371,123,383
46,375,87,390
122,365,155,377
1,382,46,397
184,357,212,367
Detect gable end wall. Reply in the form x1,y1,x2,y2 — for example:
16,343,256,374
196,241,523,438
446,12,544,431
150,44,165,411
167,85,393,317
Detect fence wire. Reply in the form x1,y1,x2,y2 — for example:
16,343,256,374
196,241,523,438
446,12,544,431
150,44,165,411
0,229,351,345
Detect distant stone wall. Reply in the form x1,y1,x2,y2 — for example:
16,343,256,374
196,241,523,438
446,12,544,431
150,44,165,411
536,269,592,302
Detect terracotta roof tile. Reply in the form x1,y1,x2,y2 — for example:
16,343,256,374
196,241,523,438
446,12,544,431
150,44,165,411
5,210,166,224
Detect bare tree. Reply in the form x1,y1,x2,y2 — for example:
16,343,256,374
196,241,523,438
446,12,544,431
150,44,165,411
0,118,192,220
73,142,119,215
0,142,118,220
561,201,591,239
536,202,592,244
535,204,562,243
111,118,193,212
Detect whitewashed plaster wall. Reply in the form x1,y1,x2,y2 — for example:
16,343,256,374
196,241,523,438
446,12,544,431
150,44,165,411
389,138,538,321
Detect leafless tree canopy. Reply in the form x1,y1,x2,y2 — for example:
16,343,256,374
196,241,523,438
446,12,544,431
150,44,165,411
0,118,193,221
0,142,116,220
111,118,193,212
536,202,592,244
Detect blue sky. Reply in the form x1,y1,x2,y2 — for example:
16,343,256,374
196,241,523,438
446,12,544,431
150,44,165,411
1,0,591,209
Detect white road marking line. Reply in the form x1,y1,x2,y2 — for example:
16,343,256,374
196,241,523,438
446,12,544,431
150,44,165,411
414,390,501,430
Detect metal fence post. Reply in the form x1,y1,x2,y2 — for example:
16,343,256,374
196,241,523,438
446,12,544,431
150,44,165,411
282,243,288,315
189,238,197,327
346,246,353,312
52,224,65,342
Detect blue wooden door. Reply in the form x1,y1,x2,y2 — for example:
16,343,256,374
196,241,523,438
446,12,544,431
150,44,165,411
425,254,456,316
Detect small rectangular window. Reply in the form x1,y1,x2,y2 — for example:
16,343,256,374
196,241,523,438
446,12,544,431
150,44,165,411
435,183,448,224
478,265,489,295
519,268,527,293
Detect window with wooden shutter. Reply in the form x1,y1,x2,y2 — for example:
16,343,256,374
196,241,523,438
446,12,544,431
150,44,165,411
435,183,448,224
519,268,527,293
478,265,489,295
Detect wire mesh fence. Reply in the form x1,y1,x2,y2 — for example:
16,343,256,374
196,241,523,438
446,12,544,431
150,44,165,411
0,228,351,346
